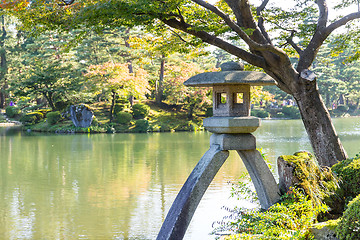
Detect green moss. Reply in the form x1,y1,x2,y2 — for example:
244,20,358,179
336,194,360,240
313,219,340,231
279,152,339,208
332,155,360,200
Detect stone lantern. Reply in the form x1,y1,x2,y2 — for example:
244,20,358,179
157,62,281,240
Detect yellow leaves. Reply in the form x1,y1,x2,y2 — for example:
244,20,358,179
0,0,29,11
85,62,149,99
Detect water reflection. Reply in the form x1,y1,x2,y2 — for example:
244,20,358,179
0,118,359,239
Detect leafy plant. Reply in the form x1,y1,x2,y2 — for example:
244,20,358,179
214,188,327,240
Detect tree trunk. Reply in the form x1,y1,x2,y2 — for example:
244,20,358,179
294,79,348,167
156,55,165,105
109,90,116,123
44,93,56,111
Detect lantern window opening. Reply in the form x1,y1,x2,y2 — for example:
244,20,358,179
216,92,227,108
234,92,244,104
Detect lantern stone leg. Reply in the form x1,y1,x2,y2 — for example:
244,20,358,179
237,149,280,209
156,144,229,240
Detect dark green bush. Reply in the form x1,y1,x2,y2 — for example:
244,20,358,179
282,105,301,119
19,112,44,125
336,105,349,113
132,103,150,119
46,111,62,125
251,109,270,118
114,103,126,115
5,106,20,118
133,119,149,132
332,155,360,200
115,112,132,125
336,194,360,240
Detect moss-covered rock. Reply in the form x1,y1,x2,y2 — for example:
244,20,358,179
277,151,340,208
336,194,360,240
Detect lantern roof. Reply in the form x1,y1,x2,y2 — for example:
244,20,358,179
184,61,276,87
184,71,276,87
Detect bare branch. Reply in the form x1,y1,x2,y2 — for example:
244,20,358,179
256,0,270,16
59,0,76,6
286,30,303,54
326,11,360,34
168,28,188,43
256,0,272,44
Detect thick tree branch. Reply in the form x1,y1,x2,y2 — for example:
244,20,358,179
190,0,289,65
315,0,328,30
326,11,360,34
160,17,267,69
191,0,269,50
298,10,360,71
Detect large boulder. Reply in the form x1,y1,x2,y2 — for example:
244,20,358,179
69,104,94,128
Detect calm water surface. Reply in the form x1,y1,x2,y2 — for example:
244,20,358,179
0,117,360,239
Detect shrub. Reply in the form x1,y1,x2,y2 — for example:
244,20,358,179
132,103,150,119
115,112,132,125
332,154,360,200
133,119,149,132
336,105,349,113
46,111,62,125
251,109,270,118
213,187,327,239
282,105,301,119
5,106,20,118
114,103,126,115
19,111,44,125
336,194,360,240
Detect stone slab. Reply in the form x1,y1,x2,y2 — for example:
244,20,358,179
204,116,260,133
210,133,256,150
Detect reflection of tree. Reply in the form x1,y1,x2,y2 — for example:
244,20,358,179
0,132,247,239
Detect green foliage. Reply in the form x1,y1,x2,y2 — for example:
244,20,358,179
132,103,150,119
19,111,44,125
46,111,62,125
251,109,270,118
5,106,20,118
332,154,360,201
336,194,360,240
282,106,301,119
115,112,132,125
133,119,149,133
214,188,327,240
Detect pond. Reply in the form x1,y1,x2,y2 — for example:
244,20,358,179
0,117,359,239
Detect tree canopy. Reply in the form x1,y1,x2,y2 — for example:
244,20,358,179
2,0,360,166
